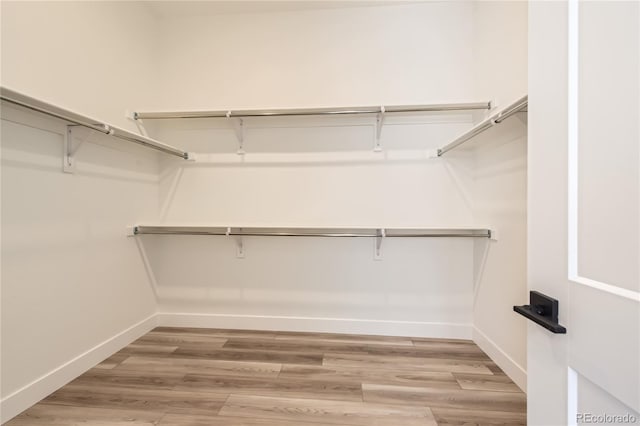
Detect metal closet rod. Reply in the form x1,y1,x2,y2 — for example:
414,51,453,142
133,101,492,120
0,87,190,159
438,95,528,156
133,226,492,238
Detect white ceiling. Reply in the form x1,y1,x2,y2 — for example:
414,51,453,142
143,1,428,18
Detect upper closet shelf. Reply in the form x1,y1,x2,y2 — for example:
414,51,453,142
133,225,492,238
133,102,492,120
0,87,190,160
437,95,528,156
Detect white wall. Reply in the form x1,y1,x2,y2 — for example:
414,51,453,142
1,1,163,421
145,114,479,337
0,1,160,132
152,2,475,110
134,2,483,337
470,117,527,390
470,0,528,391
473,1,528,109
0,104,161,422
155,115,476,226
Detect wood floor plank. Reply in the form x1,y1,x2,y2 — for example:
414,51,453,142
5,404,163,425
407,341,490,353
159,413,351,426
279,364,460,388
68,368,185,390
175,374,363,402
172,346,323,365
116,343,179,356
453,373,522,393
484,362,508,376
153,327,278,339
362,383,527,413
224,338,489,361
431,407,527,425
275,331,414,347
94,353,130,370
117,355,282,377
224,338,372,354
364,344,489,361
411,337,476,345
43,384,228,415
323,353,494,374
135,331,228,346
218,394,438,426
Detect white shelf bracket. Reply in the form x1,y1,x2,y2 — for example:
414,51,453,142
228,227,245,258
63,126,75,173
64,126,96,173
64,125,87,173
374,106,385,152
227,112,245,155
235,235,245,258
374,228,385,260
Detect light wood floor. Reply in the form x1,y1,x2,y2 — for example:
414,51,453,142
7,327,526,425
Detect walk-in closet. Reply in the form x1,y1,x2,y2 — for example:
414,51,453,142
1,1,638,425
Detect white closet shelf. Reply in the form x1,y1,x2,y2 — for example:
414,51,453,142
133,225,492,238
0,87,190,160
437,95,528,156
133,102,492,120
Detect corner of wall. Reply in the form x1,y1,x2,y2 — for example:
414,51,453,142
470,0,529,394
0,314,158,424
473,326,527,392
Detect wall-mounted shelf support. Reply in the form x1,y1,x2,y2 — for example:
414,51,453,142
514,291,566,334
437,95,528,156
374,107,385,152
227,112,245,155
227,227,245,258
133,226,490,259
63,126,75,173
134,226,491,238
133,102,492,121
374,228,385,260
64,125,100,173
131,101,494,156
0,86,191,161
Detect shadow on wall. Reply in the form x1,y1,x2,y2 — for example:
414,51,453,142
136,234,477,326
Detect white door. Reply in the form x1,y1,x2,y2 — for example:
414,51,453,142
528,1,639,425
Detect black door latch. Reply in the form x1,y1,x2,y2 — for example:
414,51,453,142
513,291,567,334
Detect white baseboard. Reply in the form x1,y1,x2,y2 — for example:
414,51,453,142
0,314,157,424
156,312,472,339
473,326,527,392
